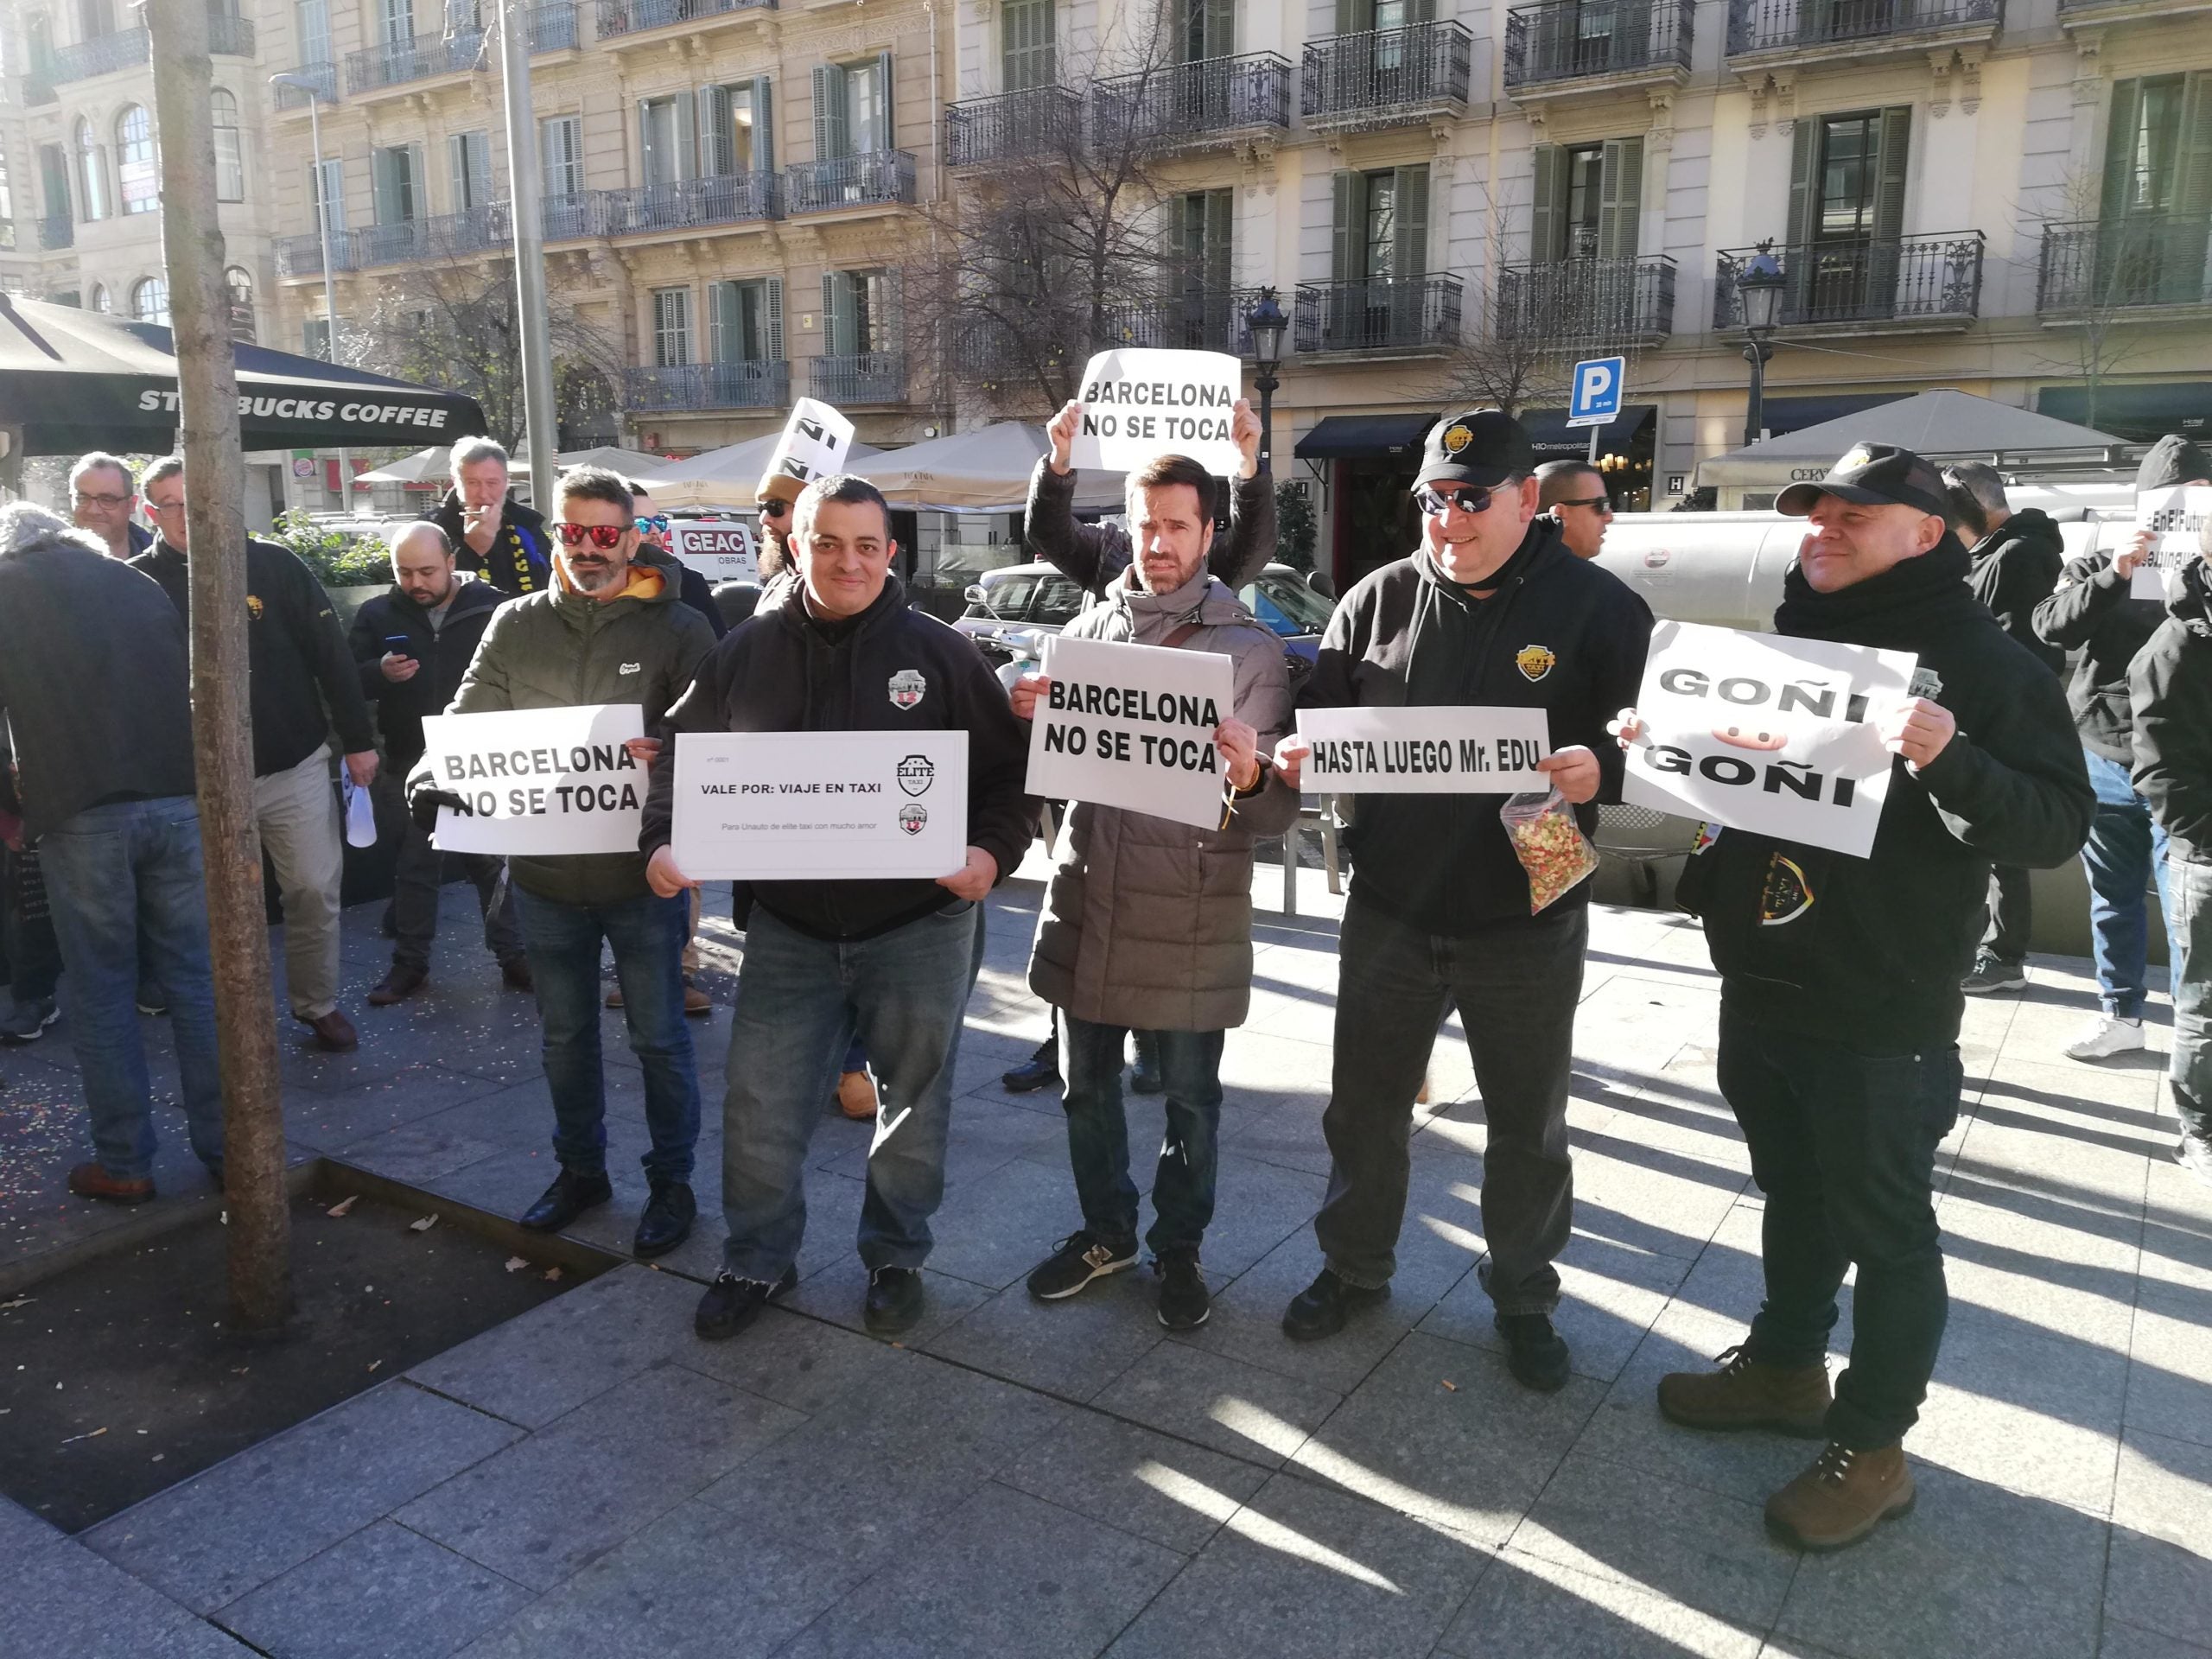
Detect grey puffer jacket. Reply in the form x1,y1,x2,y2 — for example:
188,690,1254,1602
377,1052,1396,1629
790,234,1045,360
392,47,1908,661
1028,566,1302,1031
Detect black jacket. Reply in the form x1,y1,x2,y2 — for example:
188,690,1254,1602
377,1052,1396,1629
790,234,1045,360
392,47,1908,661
673,561,729,640
0,507,196,840
1302,519,1653,934
426,487,551,596
131,537,378,779
1692,540,2094,1052
1966,509,2065,675
2130,557,2212,859
1024,458,1276,596
645,575,1035,943
2032,548,2167,764
346,578,506,768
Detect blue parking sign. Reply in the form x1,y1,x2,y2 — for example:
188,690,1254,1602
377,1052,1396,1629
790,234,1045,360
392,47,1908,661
1567,356,1625,427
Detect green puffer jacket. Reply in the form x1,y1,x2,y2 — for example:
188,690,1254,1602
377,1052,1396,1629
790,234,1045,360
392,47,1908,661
441,546,715,907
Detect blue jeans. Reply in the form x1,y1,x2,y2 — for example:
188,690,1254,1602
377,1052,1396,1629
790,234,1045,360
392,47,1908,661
512,887,698,1184
37,797,223,1179
719,899,979,1280
2162,854,2212,1143
2082,747,2172,1018
1059,1014,1224,1256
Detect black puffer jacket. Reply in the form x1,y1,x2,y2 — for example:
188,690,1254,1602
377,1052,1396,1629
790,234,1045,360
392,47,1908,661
1966,509,2064,675
347,578,506,768
2130,556,2212,859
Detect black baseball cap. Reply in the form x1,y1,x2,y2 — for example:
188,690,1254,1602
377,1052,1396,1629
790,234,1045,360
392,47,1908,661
1416,409,1535,490
1776,442,1953,519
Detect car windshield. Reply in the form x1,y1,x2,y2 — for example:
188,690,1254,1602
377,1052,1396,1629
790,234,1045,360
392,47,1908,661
1033,577,1087,626
968,574,1039,620
1241,572,1335,636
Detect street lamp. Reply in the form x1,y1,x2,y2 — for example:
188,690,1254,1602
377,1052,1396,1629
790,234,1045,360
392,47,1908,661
1244,286,1287,476
1737,241,1784,450
269,72,353,515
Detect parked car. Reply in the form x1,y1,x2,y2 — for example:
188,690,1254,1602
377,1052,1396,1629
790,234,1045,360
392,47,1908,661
957,561,1335,669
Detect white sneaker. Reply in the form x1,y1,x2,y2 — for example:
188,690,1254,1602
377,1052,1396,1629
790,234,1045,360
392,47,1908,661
2065,1014,2145,1061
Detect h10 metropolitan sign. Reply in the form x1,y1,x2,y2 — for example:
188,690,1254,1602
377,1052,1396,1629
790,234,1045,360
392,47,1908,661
1027,633,1237,830
423,704,647,855
671,730,970,880
1066,349,1243,479
1295,707,1551,793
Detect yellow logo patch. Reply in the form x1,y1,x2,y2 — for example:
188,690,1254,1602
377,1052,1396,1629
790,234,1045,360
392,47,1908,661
1839,445,1874,473
245,594,264,620
1516,644,1555,682
1441,423,1474,454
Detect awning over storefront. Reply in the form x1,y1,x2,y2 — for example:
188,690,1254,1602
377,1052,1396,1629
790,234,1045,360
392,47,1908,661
1294,414,1435,460
2036,383,2211,445
1518,404,1657,457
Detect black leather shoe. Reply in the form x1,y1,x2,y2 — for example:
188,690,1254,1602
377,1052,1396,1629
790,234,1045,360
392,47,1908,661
1281,1268,1389,1341
1497,1312,1572,1393
1129,1030,1165,1096
518,1167,613,1232
1001,1038,1061,1094
633,1180,696,1258
864,1266,926,1336
695,1263,798,1342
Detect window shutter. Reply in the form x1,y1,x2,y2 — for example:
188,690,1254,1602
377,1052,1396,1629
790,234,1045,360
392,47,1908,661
676,90,698,180
878,50,895,149
448,133,467,210
372,148,395,223
883,267,905,348
1394,162,1428,279
1597,136,1643,262
1529,143,1563,262
813,64,847,160
1334,0,1365,31
1204,0,1234,57
753,75,774,170
709,280,736,361
2178,72,2212,219
766,276,785,361
1205,188,1233,290
2101,79,2144,219
1331,169,1363,282
1785,117,1818,247
1408,0,1435,22
1872,105,1910,246
699,86,727,177
638,100,654,185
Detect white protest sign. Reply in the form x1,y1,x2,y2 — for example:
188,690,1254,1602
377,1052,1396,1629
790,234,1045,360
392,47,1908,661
670,518,757,583
423,704,647,855
1296,706,1551,793
1623,621,1915,860
2128,486,2212,601
1027,633,1237,830
764,397,856,491
1068,348,1243,478
671,729,969,880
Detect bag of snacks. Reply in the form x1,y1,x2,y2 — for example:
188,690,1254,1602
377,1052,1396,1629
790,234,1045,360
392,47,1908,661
1499,787,1599,913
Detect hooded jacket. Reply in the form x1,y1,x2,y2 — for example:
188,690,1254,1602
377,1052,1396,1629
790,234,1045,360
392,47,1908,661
2130,556,2212,859
1303,518,1652,934
1027,567,1302,1031
1024,458,1277,595
643,574,1034,943
426,487,551,596
1966,508,2065,675
436,545,715,907
347,576,507,768
0,506,196,840
1690,538,2093,1052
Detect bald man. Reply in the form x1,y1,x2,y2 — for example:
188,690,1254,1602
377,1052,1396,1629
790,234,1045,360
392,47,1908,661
1536,461,1614,561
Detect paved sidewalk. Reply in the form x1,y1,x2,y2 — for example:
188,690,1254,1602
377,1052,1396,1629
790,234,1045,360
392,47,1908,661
3,868,2209,1659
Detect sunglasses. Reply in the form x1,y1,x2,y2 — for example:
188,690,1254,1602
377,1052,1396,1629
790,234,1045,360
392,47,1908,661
1556,495,1615,515
759,499,791,519
1414,484,1498,517
555,522,627,550
634,514,671,534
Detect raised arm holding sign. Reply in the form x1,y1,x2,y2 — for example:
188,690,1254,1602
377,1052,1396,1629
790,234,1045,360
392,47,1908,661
1065,349,1245,479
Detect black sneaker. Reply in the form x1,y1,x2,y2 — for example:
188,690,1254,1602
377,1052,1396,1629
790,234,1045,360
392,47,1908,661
1002,1038,1061,1094
1128,1031,1165,1096
2177,1134,2212,1189
1497,1311,1572,1393
1961,952,2027,995
695,1263,798,1341
1155,1249,1210,1331
518,1167,613,1233
1281,1268,1389,1341
864,1266,926,1335
1027,1230,1139,1300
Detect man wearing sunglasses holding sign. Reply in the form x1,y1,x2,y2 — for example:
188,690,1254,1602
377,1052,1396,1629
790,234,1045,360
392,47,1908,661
1268,410,1651,1391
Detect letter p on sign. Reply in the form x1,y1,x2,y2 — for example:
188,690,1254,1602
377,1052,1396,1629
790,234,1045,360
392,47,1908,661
1567,356,1624,427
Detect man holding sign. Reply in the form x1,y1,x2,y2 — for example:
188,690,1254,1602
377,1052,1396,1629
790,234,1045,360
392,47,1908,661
644,475,1033,1344
1269,409,1650,1391
1617,443,2089,1553
1008,453,1300,1332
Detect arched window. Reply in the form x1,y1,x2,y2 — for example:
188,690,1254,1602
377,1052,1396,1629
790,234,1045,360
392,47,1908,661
89,282,111,312
131,276,168,324
211,88,243,202
116,104,156,214
73,116,108,220
226,266,255,341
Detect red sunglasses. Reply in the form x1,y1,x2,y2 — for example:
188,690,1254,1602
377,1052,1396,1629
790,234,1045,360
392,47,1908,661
555,522,626,549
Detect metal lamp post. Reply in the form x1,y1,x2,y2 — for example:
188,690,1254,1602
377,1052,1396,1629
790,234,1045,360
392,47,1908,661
1737,243,1784,450
1244,286,1287,476
269,72,352,514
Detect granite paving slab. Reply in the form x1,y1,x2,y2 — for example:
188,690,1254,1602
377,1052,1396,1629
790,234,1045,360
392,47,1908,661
3,1535,258,1659
1438,1548,1766,1659
213,1520,534,1659
995,1404,1272,1556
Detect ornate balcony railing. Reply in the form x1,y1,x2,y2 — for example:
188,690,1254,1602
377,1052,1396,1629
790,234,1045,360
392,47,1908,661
26,25,152,91
1097,288,1266,357
1294,276,1463,354
2037,215,2212,313
39,216,74,251
345,30,484,95
605,172,781,234
209,12,256,54
1497,256,1676,342
275,230,359,276
1726,0,1999,54
1505,0,1693,87
272,62,340,107
1714,232,1986,328
594,0,775,39
1094,53,1292,147
525,0,579,50
785,151,916,214
945,86,1084,168
811,351,907,404
542,191,613,239
1301,22,1471,128
625,359,791,410
353,207,510,268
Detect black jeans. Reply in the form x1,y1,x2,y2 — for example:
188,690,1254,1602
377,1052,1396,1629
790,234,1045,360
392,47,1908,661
1719,1007,1961,1450
1314,896,1586,1313
3,844,62,1004
377,770,521,972
1059,1014,1225,1256
1982,864,2032,964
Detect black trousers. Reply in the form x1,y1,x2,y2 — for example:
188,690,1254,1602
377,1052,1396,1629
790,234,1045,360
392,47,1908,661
1982,864,2032,964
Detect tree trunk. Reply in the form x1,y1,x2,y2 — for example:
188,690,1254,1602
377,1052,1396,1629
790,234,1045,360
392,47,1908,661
148,0,292,1332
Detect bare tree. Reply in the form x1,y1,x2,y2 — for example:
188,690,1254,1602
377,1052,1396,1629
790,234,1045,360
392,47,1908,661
2028,170,2162,435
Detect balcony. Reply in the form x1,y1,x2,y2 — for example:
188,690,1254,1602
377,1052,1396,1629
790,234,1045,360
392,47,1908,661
2037,215,2212,317
24,26,148,93
275,230,358,277
785,152,916,215
945,86,1084,168
353,208,511,268
1094,53,1293,150
39,216,74,251
1714,232,1986,333
1301,22,1471,133
1496,256,1676,345
606,173,781,236
1725,0,2000,68
272,63,340,108
626,359,791,411
1505,0,1693,99
344,31,485,96
543,192,613,240
1294,276,1463,356
812,352,907,405
2057,0,2212,27
1099,288,1267,357
525,0,580,50
594,0,774,41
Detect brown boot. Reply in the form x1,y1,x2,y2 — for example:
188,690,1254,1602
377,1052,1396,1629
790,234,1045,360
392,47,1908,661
837,1069,879,1120
367,962,427,1007
1657,1344,1831,1437
68,1162,155,1203
1765,1442,1915,1551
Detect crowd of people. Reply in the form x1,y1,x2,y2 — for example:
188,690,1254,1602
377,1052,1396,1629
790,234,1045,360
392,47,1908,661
0,404,2205,1559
